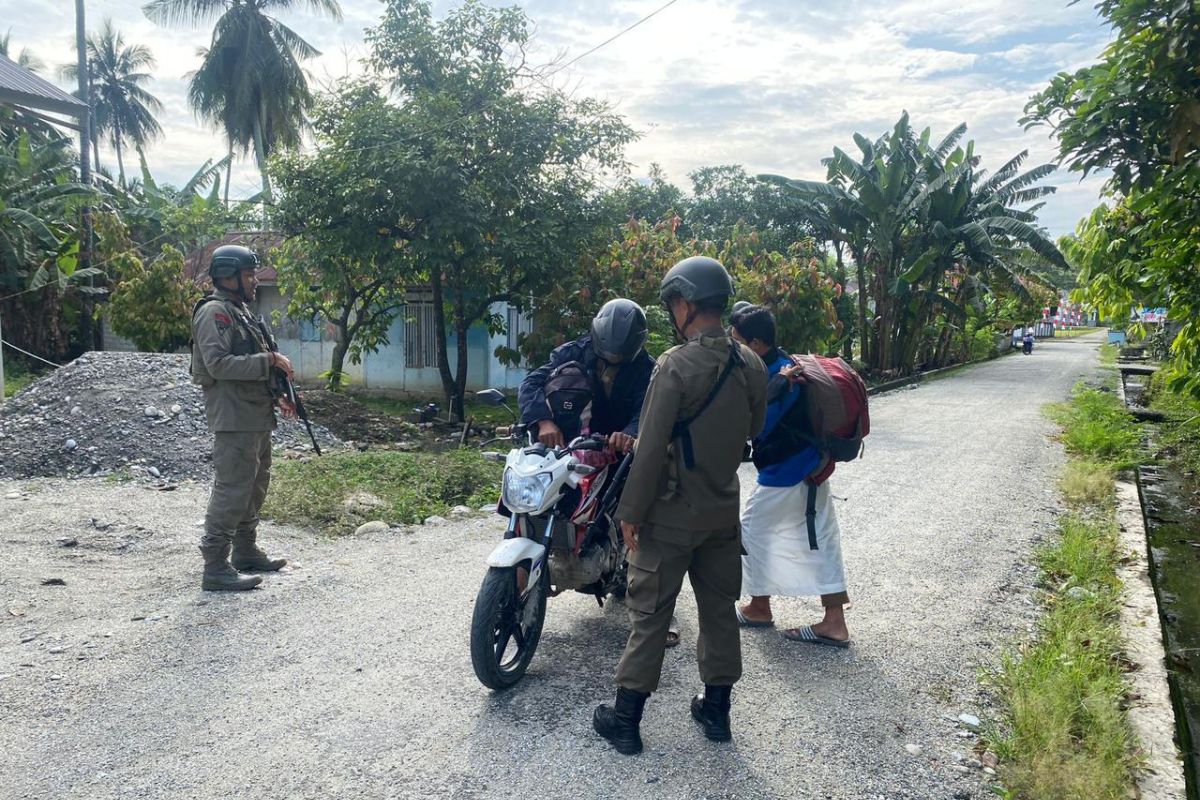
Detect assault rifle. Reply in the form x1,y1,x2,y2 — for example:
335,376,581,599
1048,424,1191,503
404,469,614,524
255,316,322,456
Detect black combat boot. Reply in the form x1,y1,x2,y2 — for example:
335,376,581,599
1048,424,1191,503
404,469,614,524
200,545,263,591
593,686,650,755
691,684,733,742
230,531,287,572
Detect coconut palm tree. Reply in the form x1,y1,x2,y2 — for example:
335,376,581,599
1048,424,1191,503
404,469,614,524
143,0,343,201
0,30,46,73
62,19,163,187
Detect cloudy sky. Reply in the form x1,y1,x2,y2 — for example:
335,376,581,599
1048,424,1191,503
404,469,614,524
5,0,1112,235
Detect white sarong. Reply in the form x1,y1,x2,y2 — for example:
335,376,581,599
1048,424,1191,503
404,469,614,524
741,479,846,598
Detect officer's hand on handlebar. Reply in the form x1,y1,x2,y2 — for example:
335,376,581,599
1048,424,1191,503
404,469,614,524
607,432,636,454
537,420,565,448
270,352,295,379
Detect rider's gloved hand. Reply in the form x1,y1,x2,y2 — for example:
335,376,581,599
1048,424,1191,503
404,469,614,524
537,420,565,448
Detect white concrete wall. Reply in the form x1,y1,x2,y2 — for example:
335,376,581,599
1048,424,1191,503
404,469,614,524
259,287,528,393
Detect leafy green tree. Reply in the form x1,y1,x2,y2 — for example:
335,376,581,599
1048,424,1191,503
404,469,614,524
686,165,812,252
62,19,163,187
1025,0,1200,395
271,82,423,389
598,165,686,231
143,0,343,200
0,131,101,360
519,217,840,366
365,0,635,418
115,150,244,259
108,244,200,352
764,113,1065,375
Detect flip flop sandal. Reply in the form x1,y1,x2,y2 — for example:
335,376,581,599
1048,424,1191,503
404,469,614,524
782,625,851,649
666,615,681,648
736,606,775,628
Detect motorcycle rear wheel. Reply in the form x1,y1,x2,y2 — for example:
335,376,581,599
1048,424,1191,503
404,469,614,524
470,561,548,691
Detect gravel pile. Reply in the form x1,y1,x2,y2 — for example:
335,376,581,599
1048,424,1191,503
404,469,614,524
0,352,341,481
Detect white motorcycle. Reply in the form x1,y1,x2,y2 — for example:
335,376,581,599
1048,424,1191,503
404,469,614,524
469,389,632,691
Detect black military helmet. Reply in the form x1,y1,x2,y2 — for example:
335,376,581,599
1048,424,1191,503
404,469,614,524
591,298,647,363
659,256,734,309
731,300,753,316
209,245,260,279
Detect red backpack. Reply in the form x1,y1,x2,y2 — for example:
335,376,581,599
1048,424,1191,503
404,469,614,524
751,353,870,470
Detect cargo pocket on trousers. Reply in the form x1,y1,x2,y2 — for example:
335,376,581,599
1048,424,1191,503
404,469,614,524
625,547,663,616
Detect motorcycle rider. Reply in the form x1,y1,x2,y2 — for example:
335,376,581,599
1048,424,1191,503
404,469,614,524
593,256,768,755
518,298,685,647
518,298,654,454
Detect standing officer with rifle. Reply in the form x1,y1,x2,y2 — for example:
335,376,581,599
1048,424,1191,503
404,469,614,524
190,245,299,592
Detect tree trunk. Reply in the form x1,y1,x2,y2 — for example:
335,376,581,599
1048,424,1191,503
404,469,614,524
73,0,94,353
114,126,125,188
899,268,942,373
224,145,232,206
251,113,272,207
92,135,100,177
453,288,469,423
833,243,853,360
328,308,352,389
432,272,456,418
854,251,870,367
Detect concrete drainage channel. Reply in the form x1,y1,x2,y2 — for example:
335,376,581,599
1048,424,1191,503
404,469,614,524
1118,353,1195,798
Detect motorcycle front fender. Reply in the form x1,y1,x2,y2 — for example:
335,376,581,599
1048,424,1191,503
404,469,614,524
486,537,546,569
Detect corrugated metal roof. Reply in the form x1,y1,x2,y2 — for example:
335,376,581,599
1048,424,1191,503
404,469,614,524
0,52,88,117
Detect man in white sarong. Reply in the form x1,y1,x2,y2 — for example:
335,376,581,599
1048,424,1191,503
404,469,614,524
729,305,851,647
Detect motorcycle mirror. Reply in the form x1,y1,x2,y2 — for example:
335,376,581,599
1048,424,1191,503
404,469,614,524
475,389,506,407
570,464,597,475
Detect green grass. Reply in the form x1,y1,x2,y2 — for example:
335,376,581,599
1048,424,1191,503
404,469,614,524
987,382,1140,799
2,364,43,398
1046,385,1140,469
1060,460,1116,509
262,449,501,534
1098,343,1117,367
1147,369,1200,478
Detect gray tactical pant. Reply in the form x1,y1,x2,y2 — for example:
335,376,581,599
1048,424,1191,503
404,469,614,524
201,430,272,549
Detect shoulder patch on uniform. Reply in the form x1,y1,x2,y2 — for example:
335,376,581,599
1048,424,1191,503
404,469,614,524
214,312,232,325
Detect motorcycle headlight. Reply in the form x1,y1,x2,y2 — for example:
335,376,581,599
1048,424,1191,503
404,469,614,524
502,470,553,513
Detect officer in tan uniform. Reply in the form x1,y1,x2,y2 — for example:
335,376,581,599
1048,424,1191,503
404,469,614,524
593,256,767,754
191,245,295,591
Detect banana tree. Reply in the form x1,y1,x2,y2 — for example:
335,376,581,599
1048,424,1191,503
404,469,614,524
765,113,1067,374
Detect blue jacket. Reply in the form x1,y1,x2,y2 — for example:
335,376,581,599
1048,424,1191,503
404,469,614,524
518,335,655,440
755,350,822,487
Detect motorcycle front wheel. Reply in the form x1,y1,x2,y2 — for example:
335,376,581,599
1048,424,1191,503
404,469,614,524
470,560,548,691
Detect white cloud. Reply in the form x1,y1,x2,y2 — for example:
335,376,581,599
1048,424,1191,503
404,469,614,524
2,0,1114,233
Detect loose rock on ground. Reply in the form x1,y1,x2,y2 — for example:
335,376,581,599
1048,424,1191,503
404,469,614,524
0,352,341,482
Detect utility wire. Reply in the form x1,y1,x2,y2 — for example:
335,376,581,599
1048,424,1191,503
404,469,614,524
328,0,684,160
0,338,62,369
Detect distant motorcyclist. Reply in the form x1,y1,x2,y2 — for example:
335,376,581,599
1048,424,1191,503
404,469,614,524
518,298,654,454
1022,332,1034,355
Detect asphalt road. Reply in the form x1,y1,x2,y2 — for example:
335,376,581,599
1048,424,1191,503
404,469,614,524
0,335,1102,800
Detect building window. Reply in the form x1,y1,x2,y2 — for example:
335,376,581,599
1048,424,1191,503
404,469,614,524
405,298,438,369
298,316,322,342
506,305,534,365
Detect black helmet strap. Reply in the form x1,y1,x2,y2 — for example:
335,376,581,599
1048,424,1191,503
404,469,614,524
665,295,703,343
